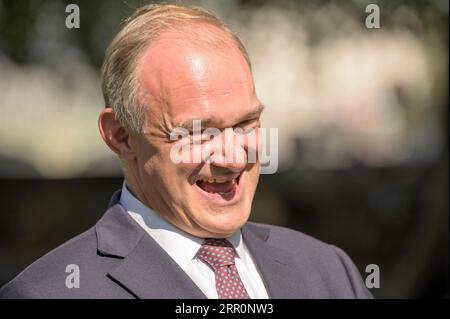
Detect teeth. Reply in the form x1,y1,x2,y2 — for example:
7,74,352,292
201,177,237,184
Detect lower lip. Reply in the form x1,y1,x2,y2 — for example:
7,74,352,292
194,173,244,206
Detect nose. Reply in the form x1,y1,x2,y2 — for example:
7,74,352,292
208,129,247,173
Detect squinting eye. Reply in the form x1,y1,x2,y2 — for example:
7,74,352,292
235,120,259,135
244,125,258,134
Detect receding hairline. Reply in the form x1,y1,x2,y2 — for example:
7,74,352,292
100,4,252,133
135,22,254,110
136,22,250,75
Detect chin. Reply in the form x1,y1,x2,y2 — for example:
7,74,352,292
197,204,251,236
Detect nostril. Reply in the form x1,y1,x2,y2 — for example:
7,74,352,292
206,148,248,171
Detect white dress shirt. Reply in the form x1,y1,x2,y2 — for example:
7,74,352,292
119,183,270,299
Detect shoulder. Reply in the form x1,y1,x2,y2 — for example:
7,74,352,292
245,221,373,298
246,221,336,255
259,222,358,271
0,227,102,299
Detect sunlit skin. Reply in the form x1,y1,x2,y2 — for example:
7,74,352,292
99,24,263,238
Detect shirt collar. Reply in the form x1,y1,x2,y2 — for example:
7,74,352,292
119,182,244,270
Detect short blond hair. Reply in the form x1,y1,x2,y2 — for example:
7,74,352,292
101,3,251,133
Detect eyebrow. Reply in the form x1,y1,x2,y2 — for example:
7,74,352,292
176,104,265,131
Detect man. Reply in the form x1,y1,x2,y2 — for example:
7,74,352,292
0,4,372,299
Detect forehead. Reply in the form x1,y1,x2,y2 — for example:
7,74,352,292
136,25,258,128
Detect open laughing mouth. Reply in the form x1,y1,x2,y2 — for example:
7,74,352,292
195,172,243,202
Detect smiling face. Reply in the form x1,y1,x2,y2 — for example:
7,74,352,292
125,24,262,238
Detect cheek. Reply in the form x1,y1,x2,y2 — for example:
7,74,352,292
241,128,261,164
148,153,198,192
134,138,159,172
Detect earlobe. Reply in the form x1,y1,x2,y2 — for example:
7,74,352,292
98,108,136,161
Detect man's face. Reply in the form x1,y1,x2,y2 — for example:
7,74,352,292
129,26,262,238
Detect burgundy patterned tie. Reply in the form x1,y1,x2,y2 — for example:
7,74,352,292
197,238,251,299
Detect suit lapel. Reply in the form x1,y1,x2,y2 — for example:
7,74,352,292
107,233,206,299
242,223,311,298
96,192,206,299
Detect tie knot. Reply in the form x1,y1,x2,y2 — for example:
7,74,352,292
197,238,235,271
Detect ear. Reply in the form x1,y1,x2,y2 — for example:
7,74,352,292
98,108,136,161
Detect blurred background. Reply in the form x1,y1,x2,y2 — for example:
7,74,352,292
0,0,448,298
